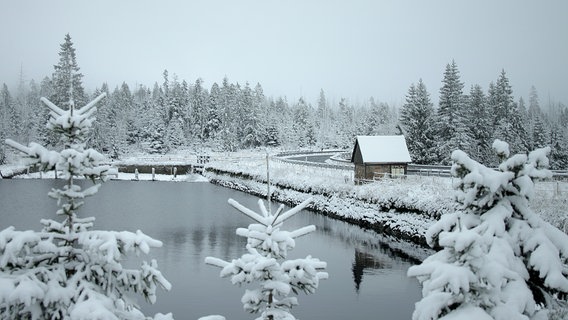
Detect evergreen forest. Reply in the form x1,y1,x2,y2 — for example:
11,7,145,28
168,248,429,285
1,35,567,170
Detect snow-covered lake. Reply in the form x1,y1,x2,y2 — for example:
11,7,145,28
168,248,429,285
0,179,421,319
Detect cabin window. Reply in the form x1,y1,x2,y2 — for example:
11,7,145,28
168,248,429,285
391,165,405,177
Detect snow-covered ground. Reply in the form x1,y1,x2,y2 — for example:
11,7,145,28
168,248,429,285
202,152,568,244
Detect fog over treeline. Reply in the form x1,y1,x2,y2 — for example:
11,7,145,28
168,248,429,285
1,35,567,169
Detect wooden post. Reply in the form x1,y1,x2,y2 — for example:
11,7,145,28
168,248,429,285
173,167,177,178
152,168,155,181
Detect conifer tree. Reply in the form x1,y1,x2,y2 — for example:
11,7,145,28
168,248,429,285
191,78,208,141
315,89,333,147
549,107,568,170
364,98,396,136
264,115,280,147
467,85,493,164
89,83,112,153
22,80,44,144
435,61,471,164
50,34,87,111
242,83,264,148
219,77,239,151
206,198,327,320
490,70,529,154
408,140,568,320
38,77,56,146
527,86,549,149
1,84,18,141
2,86,172,318
0,84,10,164
204,82,221,140
399,79,436,164
292,97,315,147
336,98,355,148
264,98,287,147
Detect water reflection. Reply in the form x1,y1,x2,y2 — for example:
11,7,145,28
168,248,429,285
0,179,424,320
352,249,390,292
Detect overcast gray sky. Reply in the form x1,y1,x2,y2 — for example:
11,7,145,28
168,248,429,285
1,0,567,106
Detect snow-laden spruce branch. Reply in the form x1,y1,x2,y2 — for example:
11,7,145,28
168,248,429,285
408,139,568,320
1,92,173,319
205,197,328,320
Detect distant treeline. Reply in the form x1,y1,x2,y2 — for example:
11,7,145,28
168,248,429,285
1,35,567,169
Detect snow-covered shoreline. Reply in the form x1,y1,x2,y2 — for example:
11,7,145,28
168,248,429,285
204,159,455,247
203,155,568,248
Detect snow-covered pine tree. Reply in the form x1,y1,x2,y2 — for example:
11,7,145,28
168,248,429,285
466,84,493,165
336,98,355,149
164,76,189,147
241,83,265,148
408,139,568,320
218,77,239,151
435,61,472,164
165,114,185,149
291,97,316,148
274,97,293,149
190,78,208,141
205,198,328,320
399,79,437,164
527,87,549,149
364,98,397,136
490,70,529,154
549,106,568,170
50,34,87,114
2,90,172,319
89,83,112,153
203,82,222,141
1,84,17,142
0,84,9,164
20,79,44,145
37,77,56,147
147,120,169,154
315,89,332,148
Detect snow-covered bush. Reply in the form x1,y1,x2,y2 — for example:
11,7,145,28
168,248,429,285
408,139,568,319
205,198,328,320
1,93,172,319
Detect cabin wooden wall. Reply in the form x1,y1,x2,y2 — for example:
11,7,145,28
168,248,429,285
354,163,407,181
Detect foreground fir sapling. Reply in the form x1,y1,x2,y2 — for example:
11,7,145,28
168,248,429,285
205,198,328,320
1,93,173,319
408,139,568,320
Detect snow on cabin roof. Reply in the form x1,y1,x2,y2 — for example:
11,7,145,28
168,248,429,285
352,135,412,164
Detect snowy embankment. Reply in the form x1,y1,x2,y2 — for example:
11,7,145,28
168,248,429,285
204,155,568,247
204,156,455,246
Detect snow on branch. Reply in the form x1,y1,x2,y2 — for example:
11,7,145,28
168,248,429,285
76,92,106,116
409,140,568,320
228,198,268,225
40,97,65,116
206,197,326,319
273,197,313,226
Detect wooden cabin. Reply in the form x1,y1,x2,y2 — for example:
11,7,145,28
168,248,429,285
350,135,412,182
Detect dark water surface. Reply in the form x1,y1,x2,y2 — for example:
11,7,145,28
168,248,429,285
0,179,421,319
